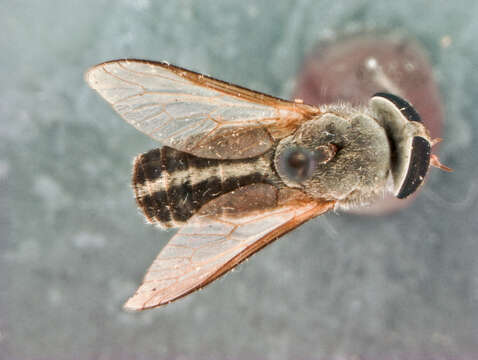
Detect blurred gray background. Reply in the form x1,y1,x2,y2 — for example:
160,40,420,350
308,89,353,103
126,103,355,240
1,1,477,359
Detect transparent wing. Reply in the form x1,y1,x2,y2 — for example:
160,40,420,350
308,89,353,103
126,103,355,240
85,59,320,159
124,200,334,310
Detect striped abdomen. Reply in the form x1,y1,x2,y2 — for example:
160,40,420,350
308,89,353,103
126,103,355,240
132,146,277,228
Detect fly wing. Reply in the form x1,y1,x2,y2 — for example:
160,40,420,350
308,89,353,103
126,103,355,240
85,59,320,159
124,199,334,310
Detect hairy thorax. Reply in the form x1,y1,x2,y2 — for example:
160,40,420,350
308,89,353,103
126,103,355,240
274,111,391,207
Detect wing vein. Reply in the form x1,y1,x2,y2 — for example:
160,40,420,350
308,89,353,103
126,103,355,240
102,66,145,91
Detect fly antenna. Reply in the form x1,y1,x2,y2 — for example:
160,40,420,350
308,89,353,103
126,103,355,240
431,138,443,147
430,154,453,172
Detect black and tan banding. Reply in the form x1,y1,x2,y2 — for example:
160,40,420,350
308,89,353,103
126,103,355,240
132,146,279,227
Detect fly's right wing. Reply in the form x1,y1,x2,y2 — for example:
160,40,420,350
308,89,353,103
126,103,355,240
124,198,334,310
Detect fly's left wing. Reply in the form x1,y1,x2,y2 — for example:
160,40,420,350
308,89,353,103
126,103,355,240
124,199,334,310
85,59,320,159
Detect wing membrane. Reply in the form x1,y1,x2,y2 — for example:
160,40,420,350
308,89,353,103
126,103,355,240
85,59,320,158
124,200,334,310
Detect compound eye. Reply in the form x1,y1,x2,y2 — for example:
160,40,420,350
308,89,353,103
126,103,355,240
396,136,431,199
370,92,432,198
373,92,422,123
277,147,317,183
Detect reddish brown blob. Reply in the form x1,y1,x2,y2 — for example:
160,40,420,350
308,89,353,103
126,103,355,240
293,33,443,215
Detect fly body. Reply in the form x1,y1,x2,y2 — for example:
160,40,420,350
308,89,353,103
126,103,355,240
85,59,450,310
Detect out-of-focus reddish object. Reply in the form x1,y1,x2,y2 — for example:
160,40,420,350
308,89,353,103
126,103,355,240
293,33,443,215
